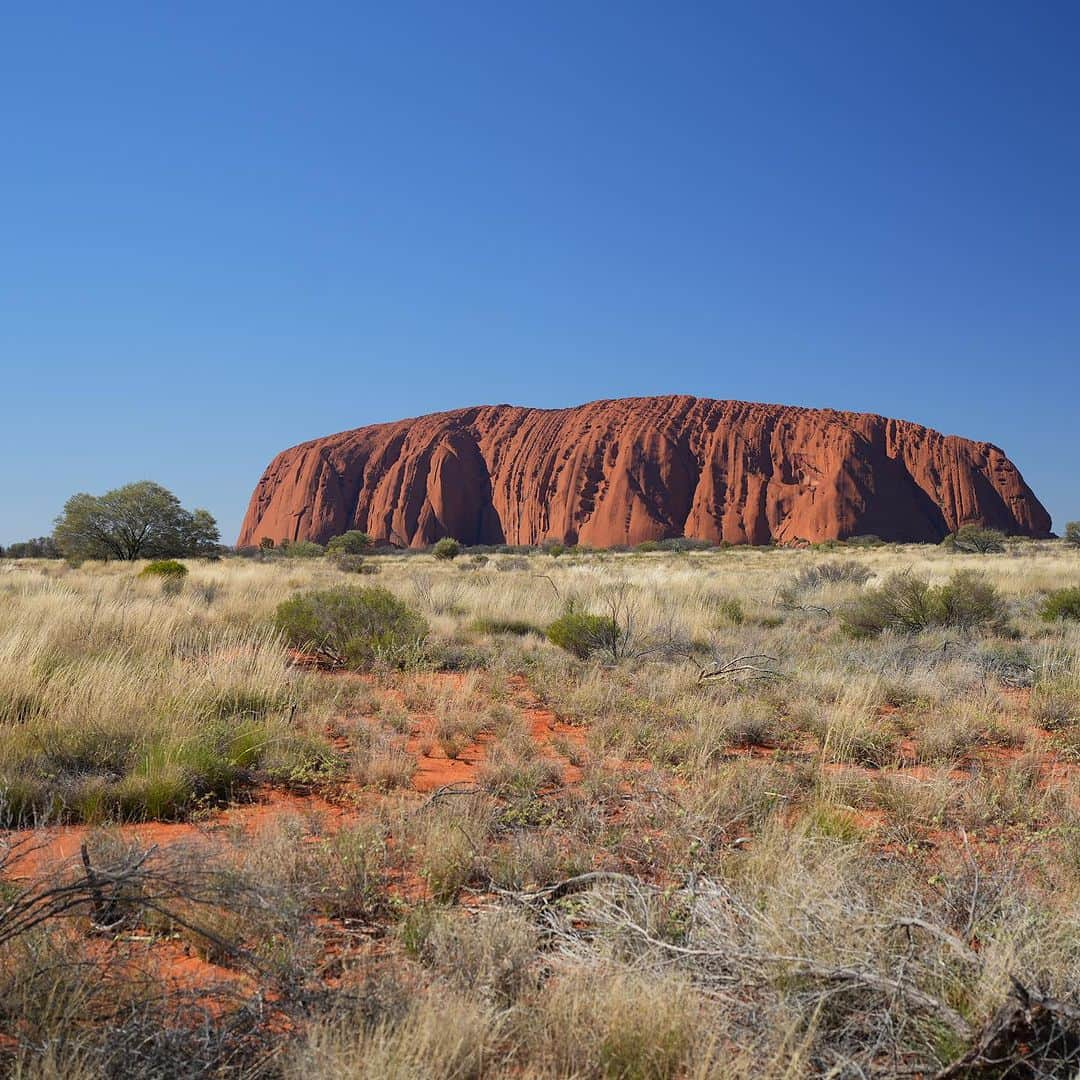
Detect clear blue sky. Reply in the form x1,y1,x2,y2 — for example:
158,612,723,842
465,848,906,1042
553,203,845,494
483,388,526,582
2,1,1077,544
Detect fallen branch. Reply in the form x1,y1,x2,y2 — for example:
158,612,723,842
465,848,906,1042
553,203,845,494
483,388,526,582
698,654,782,683
935,978,1080,1078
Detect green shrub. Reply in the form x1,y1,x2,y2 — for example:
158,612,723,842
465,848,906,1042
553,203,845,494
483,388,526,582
790,560,872,592
546,604,622,659
139,559,188,579
273,585,428,669
281,540,325,558
1040,587,1080,622
941,525,1006,553
1065,522,1080,547
326,530,374,555
432,537,461,561
714,597,744,625
840,571,1006,637
329,553,378,574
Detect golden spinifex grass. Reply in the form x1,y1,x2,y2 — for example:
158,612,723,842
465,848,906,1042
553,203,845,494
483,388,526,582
0,540,1077,1077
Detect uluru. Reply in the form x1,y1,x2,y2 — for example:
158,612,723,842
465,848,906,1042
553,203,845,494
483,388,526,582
238,395,1050,549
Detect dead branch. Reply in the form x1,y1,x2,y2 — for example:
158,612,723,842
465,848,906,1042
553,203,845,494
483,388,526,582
533,574,562,603
493,871,646,907
411,781,480,815
698,654,782,682
935,978,1080,1078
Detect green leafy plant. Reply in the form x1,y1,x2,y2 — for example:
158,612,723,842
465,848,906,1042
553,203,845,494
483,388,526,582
1040,587,1080,622
326,530,374,555
840,571,1006,637
546,602,622,659
432,537,461,561
139,559,188,579
941,525,1006,554
54,482,219,561
280,540,325,558
273,585,428,668
329,553,378,574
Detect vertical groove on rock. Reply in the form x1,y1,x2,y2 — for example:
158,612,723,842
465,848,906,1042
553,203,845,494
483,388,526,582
238,396,1051,548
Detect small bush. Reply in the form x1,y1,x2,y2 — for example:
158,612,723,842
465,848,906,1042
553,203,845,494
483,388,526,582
273,586,428,669
840,571,1006,637
1064,521,1080,547
432,537,461,561
326,530,374,555
790,560,872,592
330,553,378,574
281,540,326,558
496,556,530,572
714,597,744,625
139,559,187,580
546,604,622,659
941,525,1006,553
1040,587,1080,622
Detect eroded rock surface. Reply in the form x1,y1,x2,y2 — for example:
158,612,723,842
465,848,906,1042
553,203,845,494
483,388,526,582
238,396,1050,547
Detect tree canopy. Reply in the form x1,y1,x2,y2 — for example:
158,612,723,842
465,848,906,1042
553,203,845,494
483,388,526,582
0,537,61,559
53,482,220,561
326,531,374,555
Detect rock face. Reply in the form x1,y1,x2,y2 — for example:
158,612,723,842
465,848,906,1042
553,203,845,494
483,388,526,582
238,396,1050,548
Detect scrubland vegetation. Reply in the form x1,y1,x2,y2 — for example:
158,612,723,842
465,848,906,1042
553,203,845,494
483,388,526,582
1,538,1078,1077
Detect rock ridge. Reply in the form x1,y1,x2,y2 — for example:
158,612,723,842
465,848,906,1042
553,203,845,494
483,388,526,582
238,395,1051,547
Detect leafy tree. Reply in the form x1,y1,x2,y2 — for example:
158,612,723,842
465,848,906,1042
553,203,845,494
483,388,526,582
940,525,1006,554
53,482,220,561
1,537,61,559
1065,522,1080,547
326,531,374,555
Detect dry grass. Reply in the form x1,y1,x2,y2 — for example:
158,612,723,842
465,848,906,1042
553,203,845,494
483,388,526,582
0,540,1078,1076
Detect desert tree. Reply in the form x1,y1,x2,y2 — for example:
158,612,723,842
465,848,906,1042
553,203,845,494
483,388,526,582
0,536,61,559
54,481,220,561
941,524,1007,553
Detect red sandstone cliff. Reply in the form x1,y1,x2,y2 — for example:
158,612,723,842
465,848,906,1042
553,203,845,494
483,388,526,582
238,396,1050,548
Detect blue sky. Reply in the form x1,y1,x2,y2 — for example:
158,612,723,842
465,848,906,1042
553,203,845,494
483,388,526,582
2,1,1077,544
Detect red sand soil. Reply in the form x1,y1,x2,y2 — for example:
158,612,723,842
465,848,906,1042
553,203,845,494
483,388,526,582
3,665,1076,1002
3,788,349,882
